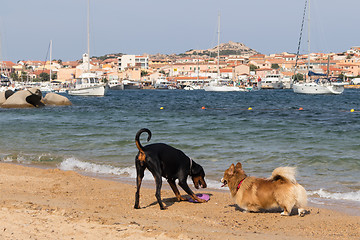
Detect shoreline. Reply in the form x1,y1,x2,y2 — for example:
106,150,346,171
5,161,360,217
0,162,359,239
16,161,360,217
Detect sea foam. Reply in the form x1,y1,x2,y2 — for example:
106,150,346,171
309,189,360,202
59,158,223,189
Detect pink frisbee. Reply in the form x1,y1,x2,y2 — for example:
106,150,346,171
188,193,210,203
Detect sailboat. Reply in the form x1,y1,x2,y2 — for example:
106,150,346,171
68,0,106,96
203,14,244,92
292,0,347,95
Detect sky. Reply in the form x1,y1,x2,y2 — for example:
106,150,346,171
1,0,360,63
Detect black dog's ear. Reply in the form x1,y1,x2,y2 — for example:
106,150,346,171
191,162,205,176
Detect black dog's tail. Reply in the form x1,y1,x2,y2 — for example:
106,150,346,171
135,128,151,161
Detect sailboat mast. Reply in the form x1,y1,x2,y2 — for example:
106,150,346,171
307,0,311,73
87,0,90,72
217,13,220,77
50,40,52,81
327,55,330,78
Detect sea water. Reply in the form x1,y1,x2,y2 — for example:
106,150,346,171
1,89,359,213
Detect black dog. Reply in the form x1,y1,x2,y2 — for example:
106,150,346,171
134,128,207,210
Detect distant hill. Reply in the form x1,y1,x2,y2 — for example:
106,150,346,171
92,41,259,60
183,41,259,56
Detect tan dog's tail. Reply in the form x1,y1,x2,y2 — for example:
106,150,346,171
135,128,151,161
270,167,297,184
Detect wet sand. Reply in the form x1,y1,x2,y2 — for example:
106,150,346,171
0,163,359,239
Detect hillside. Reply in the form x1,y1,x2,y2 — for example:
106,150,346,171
184,41,259,56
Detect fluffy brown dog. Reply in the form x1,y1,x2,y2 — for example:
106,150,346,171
221,162,307,216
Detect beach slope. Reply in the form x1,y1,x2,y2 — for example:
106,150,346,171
0,163,359,239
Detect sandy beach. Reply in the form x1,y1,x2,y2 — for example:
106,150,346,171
0,163,359,240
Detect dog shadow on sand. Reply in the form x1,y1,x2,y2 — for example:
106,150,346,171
143,193,214,209
228,204,311,216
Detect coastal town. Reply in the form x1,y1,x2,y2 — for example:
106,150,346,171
1,41,360,92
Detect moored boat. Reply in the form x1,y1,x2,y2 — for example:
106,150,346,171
68,72,107,96
261,74,284,89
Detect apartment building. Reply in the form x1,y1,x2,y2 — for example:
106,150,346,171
118,55,148,71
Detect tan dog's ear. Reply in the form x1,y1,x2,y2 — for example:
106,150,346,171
235,162,242,170
228,164,235,175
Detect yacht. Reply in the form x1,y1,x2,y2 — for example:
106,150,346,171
292,0,347,95
155,76,169,89
203,14,243,92
108,79,122,90
68,72,107,96
122,80,141,90
204,78,244,92
68,1,106,96
261,74,284,89
293,79,347,95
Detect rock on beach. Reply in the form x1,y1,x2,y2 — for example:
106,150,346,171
0,88,71,108
43,92,72,106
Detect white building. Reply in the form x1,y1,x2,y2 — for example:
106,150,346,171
118,55,148,71
76,53,96,71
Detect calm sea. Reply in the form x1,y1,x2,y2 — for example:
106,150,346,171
1,89,359,213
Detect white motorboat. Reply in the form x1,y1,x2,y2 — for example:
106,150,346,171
155,76,169,89
183,85,202,90
68,0,106,96
261,74,284,89
108,79,122,90
293,81,347,95
122,80,141,90
68,72,107,96
204,79,245,92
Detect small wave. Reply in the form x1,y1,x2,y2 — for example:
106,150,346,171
59,158,224,190
309,189,360,202
59,158,134,176
59,158,154,179
1,154,31,164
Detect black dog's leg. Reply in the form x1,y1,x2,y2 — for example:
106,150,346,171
134,160,145,209
178,179,206,203
167,179,186,201
153,172,166,210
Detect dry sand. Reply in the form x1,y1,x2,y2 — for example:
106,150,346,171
0,163,359,240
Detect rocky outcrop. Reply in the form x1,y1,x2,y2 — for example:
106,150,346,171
43,92,72,106
185,41,259,57
1,88,43,108
0,90,15,105
0,88,71,108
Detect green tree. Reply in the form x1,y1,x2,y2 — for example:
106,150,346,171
21,71,27,81
338,73,346,80
10,72,19,81
293,73,304,81
39,72,50,81
141,70,148,77
271,63,280,69
249,64,258,71
50,72,57,81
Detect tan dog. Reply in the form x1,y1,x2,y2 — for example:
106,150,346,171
221,162,307,216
